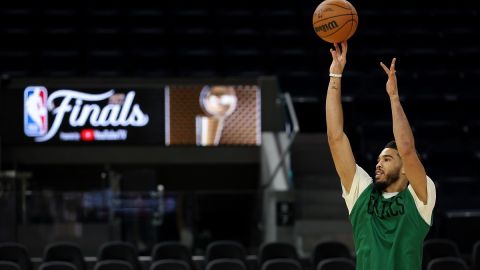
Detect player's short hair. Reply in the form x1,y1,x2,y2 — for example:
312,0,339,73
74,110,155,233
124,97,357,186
384,140,422,160
384,140,397,150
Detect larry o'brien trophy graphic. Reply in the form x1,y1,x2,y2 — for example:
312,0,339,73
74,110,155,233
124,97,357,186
165,84,261,146
196,86,237,146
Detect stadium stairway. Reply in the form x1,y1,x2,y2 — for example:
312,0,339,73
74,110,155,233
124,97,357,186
290,133,354,256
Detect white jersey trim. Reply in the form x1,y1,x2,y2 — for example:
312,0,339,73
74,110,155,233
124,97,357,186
341,165,372,214
408,177,436,225
341,164,436,225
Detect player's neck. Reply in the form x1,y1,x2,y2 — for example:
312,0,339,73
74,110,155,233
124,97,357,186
384,178,408,193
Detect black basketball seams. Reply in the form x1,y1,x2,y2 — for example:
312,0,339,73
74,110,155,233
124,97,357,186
313,13,353,25
348,14,355,39
319,3,353,10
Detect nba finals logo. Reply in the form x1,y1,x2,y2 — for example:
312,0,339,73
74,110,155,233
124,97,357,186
24,86,48,137
23,86,149,142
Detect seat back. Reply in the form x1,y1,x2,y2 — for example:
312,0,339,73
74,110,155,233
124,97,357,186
94,260,134,270
259,243,299,266
98,242,141,270
473,240,480,270
149,259,191,270
260,258,302,270
423,239,461,269
426,257,468,270
206,241,247,262
312,241,351,267
0,261,21,270
316,258,355,270
38,261,77,270
0,243,33,270
151,242,193,269
206,258,247,270
44,242,86,270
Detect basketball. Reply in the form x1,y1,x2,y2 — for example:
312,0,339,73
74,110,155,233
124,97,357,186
312,0,358,43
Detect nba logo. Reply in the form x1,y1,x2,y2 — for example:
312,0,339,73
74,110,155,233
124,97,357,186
24,86,48,137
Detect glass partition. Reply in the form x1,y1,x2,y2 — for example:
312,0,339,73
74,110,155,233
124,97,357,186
17,189,262,257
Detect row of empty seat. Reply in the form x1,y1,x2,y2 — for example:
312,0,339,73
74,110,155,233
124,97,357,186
0,240,354,270
1,239,480,270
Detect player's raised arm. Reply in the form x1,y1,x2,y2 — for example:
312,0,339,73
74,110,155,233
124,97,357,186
326,41,356,192
380,58,428,203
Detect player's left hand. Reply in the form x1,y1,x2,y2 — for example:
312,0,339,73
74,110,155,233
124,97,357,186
380,58,399,98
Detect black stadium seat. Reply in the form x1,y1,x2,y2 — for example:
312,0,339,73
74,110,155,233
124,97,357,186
149,260,191,270
205,259,247,270
260,258,302,270
259,242,299,266
0,243,33,270
423,239,461,270
473,240,480,270
316,258,355,270
426,257,468,270
97,242,141,270
93,260,134,270
43,242,86,270
311,241,352,268
151,242,194,269
0,261,21,270
38,262,77,270
206,241,247,262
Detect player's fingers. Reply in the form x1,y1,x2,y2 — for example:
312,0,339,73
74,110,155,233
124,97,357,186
334,42,340,53
390,58,396,70
341,41,348,56
330,50,338,61
330,49,336,58
380,62,389,74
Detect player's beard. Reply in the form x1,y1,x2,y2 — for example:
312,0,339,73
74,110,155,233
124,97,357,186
373,168,401,192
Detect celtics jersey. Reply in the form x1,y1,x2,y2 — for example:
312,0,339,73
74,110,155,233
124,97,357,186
342,165,436,270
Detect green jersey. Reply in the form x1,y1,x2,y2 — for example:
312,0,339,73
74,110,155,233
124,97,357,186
343,165,436,270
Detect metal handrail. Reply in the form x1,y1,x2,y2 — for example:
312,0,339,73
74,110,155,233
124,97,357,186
261,92,299,189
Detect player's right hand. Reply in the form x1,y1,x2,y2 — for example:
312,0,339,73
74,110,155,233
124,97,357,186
329,41,347,75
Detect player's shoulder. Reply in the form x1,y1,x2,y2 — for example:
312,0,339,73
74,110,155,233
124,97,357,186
407,176,436,193
354,164,373,182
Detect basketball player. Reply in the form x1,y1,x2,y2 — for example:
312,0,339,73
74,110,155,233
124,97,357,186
326,41,436,270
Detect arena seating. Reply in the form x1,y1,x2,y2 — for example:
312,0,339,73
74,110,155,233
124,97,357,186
0,239,479,270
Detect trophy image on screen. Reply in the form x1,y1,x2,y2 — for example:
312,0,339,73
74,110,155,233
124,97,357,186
196,86,238,146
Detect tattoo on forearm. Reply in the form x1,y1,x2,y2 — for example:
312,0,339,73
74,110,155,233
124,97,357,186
330,81,338,90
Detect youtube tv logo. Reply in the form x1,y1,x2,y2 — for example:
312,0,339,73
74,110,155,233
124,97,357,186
81,129,95,141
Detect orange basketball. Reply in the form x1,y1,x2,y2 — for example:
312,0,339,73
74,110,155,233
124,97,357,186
312,0,358,43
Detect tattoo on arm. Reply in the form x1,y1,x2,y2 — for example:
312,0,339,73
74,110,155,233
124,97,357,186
330,80,338,90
